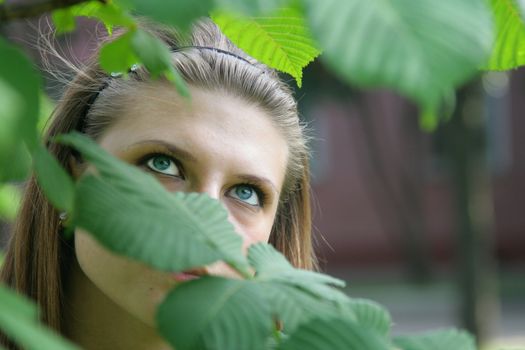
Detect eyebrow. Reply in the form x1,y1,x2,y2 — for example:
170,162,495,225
126,139,279,194
126,139,197,162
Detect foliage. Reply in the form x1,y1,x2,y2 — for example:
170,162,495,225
2,0,525,349
124,0,214,32
45,0,525,123
0,286,79,350
5,128,479,349
212,6,320,87
54,132,250,276
305,0,493,128
486,0,525,69
33,145,75,213
0,185,21,221
393,329,477,350
158,277,273,350
277,317,390,350
51,1,134,35
0,38,40,182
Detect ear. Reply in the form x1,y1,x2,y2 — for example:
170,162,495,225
67,155,85,180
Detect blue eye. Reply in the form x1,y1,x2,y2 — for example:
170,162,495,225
228,185,260,206
146,155,180,177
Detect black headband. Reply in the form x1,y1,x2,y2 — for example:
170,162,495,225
175,45,255,65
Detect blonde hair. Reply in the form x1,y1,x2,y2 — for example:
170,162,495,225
0,18,315,345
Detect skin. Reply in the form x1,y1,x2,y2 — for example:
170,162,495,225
64,83,289,349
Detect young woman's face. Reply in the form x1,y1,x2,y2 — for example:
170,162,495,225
73,83,289,327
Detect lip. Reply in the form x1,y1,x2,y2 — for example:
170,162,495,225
171,268,208,282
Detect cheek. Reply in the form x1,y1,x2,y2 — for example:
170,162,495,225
75,229,135,288
74,229,171,326
226,205,278,252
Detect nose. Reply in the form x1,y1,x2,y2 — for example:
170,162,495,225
187,180,221,201
189,180,252,242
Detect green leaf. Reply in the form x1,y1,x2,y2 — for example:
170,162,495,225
131,29,189,96
212,6,321,87
157,277,272,350
0,142,32,182
213,0,289,16
53,1,135,35
258,282,355,334
0,78,26,181
0,78,24,152
130,29,169,76
33,145,75,212
486,0,525,70
305,0,493,112
0,285,80,350
127,0,214,31
0,286,38,322
0,184,21,221
0,38,41,180
52,8,77,34
277,317,390,350
249,243,346,292
71,1,135,33
419,108,439,132
38,92,56,134
248,244,354,333
99,27,189,97
164,65,190,98
99,30,139,74
348,299,392,337
393,329,476,350
55,132,250,275
0,40,40,145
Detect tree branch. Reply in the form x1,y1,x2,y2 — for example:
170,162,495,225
0,0,104,22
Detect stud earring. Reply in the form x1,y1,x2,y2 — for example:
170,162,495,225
59,211,68,223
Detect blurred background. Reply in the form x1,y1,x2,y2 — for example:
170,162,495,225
301,63,525,349
1,15,524,350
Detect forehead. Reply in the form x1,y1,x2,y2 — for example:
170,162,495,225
98,82,289,189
